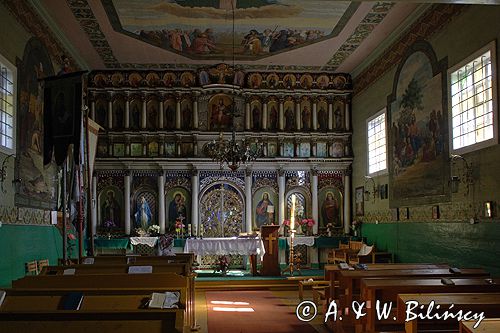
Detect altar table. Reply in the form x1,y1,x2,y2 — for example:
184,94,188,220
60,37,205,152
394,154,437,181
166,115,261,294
184,237,265,275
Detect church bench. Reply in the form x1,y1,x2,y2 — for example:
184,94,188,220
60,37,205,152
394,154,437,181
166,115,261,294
360,277,500,333
397,293,500,333
11,272,195,330
40,262,191,276
80,253,195,267
324,263,451,301
460,318,500,333
0,289,185,333
338,268,489,311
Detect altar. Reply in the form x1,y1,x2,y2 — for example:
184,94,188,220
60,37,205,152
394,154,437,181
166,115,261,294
184,237,265,275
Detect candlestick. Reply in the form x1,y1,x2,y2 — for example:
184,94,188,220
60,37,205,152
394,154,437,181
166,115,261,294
290,194,296,231
188,224,192,237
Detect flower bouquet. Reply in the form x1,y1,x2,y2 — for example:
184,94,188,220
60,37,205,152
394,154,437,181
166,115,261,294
215,255,230,275
282,219,290,236
148,224,161,236
299,218,315,236
351,220,362,237
175,219,185,238
326,223,334,237
104,220,116,238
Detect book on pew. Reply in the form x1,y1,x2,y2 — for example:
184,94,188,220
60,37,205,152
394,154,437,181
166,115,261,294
60,292,84,310
128,266,153,274
0,290,6,308
82,257,94,265
148,292,180,309
441,277,455,285
449,267,461,274
63,268,76,275
338,263,354,270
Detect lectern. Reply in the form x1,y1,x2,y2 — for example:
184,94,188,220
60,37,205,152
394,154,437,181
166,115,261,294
260,225,281,276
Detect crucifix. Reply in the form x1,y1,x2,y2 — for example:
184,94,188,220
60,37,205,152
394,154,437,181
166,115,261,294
264,233,277,255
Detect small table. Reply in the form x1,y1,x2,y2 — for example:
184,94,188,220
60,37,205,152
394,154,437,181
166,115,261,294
130,237,158,255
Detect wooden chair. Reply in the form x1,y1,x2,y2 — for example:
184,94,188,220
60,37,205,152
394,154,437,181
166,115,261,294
348,244,374,265
25,261,38,275
37,259,49,273
331,243,349,263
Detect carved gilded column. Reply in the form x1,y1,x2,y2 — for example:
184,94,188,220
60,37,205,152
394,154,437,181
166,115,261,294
278,97,284,131
245,168,253,233
158,171,166,234
262,99,268,130
141,95,147,129
344,169,351,235
328,98,333,131
193,93,199,130
90,94,96,120
191,168,199,235
159,95,164,129
278,168,285,229
108,93,113,129
295,98,301,130
311,168,319,234
175,95,181,130
345,97,351,131
312,98,318,131
124,172,131,234
124,92,130,129
245,99,251,130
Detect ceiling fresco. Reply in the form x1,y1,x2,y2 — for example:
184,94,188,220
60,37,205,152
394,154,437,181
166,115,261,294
103,0,359,60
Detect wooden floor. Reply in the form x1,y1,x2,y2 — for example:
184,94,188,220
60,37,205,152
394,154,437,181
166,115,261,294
194,287,329,332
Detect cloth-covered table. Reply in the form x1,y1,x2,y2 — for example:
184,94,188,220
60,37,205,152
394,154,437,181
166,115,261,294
286,236,315,247
184,237,265,258
130,236,158,247
130,236,158,255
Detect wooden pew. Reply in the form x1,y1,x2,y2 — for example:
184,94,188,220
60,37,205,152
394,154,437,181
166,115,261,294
360,277,500,333
324,263,450,301
398,293,500,333
39,263,191,276
460,318,500,333
11,272,195,331
80,254,195,266
0,288,185,333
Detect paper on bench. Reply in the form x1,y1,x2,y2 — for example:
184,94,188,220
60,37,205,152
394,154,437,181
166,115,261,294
128,266,153,274
82,257,94,264
63,268,76,275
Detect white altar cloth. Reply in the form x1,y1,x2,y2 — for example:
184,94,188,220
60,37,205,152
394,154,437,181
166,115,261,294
286,236,315,247
130,237,158,247
184,237,265,259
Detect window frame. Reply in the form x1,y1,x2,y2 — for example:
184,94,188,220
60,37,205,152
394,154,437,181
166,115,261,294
448,40,498,155
366,108,388,176
0,52,16,155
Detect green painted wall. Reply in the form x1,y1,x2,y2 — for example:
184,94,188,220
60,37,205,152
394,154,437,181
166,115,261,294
351,4,500,276
362,222,500,277
0,225,63,287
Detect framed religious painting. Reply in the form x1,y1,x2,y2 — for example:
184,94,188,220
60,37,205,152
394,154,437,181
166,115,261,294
267,142,277,157
283,142,294,157
130,143,143,157
316,142,327,157
355,186,364,216
113,143,125,157
165,142,176,157
299,142,311,157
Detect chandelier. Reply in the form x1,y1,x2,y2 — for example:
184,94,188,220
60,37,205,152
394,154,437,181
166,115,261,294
203,2,262,171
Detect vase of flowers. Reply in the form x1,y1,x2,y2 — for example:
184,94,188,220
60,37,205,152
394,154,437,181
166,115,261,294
300,218,315,236
282,219,290,237
326,223,334,237
104,220,116,239
351,220,362,237
148,224,161,236
216,255,230,275
175,219,185,239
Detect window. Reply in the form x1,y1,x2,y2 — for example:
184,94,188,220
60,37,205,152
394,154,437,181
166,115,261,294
367,109,387,175
0,54,15,154
449,41,497,154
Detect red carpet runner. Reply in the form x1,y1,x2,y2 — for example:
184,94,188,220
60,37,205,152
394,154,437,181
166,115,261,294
205,290,317,333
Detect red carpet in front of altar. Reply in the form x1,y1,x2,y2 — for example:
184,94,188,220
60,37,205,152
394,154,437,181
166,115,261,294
205,290,317,333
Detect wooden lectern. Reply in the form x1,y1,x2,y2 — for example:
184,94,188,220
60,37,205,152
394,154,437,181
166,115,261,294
260,225,281,276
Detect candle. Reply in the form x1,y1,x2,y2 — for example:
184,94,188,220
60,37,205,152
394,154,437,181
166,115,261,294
188,224,192,236
290,194,296,231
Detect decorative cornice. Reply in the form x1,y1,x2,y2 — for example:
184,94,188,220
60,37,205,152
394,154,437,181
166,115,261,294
1,0,79,70
353,4,467,96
